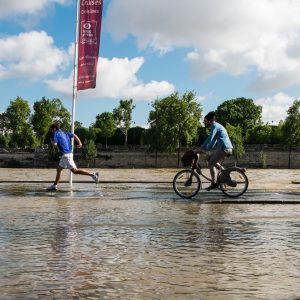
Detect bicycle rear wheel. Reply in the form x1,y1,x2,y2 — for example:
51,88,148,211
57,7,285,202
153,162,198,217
219,168,248,197
173,169,201,199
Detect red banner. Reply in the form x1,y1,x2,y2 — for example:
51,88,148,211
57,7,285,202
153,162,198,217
77,0,103,90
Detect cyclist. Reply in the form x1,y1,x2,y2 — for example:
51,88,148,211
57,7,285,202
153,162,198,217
194,111,233,190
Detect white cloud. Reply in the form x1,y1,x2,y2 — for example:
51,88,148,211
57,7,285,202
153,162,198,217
0,0,69,18
106,0,300,91
255,92,296,124
46,57,175,101
0,31,70,80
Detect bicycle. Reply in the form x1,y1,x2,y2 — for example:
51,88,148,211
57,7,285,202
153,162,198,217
173,150,249,199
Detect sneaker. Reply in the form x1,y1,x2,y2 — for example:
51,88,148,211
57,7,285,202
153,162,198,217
47,184,57,191
206,182,219,191
92,172,99,184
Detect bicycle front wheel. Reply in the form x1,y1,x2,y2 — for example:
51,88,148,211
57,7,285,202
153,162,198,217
173,169,201,199
219,168,248,197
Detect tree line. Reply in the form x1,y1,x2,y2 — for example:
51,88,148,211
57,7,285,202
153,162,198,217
1,92,300,165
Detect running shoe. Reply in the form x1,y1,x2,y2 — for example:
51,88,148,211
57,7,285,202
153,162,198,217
47,184,58,191
92,172,99,184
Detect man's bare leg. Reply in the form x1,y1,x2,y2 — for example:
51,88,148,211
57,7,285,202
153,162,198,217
71,168,99,184
54,166,64,185
71,168,93,177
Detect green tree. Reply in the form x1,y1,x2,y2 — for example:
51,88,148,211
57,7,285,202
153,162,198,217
75,121,84,129
259,151,267,168
113,99,135,145
271,121,284,144
75,127,90,143
0,133,9,148
5,96,37,148
128,126,146,145
247,124,272,144
10,127,37,149
147,91,202,166
93,112,116,148
81,139,97,167
51,98,71,130
31,97,71,147
75,127,99,146
226,124,245,165
105,128,125,145
216,97,262,140
0,112,9,148
0,112,8,135
6,97,31,132
282,99,300,168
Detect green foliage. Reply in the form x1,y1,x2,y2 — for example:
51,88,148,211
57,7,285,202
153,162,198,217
50,98,71,130
282,99,300,168
31,98,53,146
0,133,10,148
147,91,202,152
82,139,97,162
113,99,135,145
87,127,100,141
128,126,146,145
9,128,37,149
75,127,89,143
196,126,209,144
31,97,71,147
239,121,284,145
225,124,245,162
259,151,267,168
0,112,8,134
216,97,262,139
271,122,284,144
0,92,295,156
247,124,272,144
93,112,116,147
75,127,99,145
6,96,31,132
102,128,125,145
282,99,300,147
74,121,83,129
5,97,37,148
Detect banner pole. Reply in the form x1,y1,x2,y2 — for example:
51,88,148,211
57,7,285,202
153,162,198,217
69,0,80,188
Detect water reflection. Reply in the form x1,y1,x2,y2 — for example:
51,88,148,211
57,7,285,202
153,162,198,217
0,183,299,299
51,203,71,253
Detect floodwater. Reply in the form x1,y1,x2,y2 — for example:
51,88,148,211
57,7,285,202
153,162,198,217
0,175,300,299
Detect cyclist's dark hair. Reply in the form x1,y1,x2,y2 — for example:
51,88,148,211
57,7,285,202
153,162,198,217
204,111,216,121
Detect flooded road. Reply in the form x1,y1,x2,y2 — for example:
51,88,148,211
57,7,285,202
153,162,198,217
0,179,300,299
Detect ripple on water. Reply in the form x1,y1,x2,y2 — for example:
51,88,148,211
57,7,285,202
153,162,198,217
0,183,300,299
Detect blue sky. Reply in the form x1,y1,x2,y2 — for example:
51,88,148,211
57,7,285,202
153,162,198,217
1,0,300,127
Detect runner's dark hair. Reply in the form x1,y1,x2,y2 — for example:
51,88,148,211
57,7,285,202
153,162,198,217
50,123,60,130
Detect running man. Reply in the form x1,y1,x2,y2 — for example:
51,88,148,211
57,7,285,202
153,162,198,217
47,123,99,190
194,111,233,190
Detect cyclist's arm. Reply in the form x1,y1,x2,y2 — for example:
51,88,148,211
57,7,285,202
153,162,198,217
201,124,218,150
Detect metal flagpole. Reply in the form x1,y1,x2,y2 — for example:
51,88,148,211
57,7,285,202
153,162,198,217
69,0,80,187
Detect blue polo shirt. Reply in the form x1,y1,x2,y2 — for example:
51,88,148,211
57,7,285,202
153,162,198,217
201,122,233,150
52,129,73,154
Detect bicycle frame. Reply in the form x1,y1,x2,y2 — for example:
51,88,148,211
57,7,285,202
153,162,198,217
190,155,223,182
191,163,212,187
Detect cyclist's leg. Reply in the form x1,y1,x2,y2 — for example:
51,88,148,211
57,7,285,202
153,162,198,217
208,149,226,183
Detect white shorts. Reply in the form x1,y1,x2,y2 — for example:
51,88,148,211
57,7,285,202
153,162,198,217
59,153,77,170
